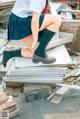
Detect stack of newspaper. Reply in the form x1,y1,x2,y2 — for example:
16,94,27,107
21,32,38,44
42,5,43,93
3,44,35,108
4,45,72,84
2,31,74,84
0,0,15,23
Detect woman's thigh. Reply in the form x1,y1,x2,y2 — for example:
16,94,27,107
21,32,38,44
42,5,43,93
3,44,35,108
21,14,61,57
22,35,33,47
22,14,61,45
22,14,61,43
39,14,62,31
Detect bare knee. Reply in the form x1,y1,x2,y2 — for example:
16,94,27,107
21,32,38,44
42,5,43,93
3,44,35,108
52,15,62,28
47,15,62,32
39,14,62,31
56,15,62,28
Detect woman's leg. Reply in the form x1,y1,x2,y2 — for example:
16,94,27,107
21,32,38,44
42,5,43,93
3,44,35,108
3,14,61,67
39,14,62,32
21,14,62,58
21,35,33,58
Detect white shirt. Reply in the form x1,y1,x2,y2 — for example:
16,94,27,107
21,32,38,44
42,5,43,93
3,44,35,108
12,0,46,18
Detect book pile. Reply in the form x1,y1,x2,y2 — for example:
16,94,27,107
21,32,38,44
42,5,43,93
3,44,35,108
4,45,72,84
0,0,15,23
0,92,18,118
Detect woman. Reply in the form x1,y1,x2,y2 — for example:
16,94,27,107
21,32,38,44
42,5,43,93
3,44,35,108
3,0,62,67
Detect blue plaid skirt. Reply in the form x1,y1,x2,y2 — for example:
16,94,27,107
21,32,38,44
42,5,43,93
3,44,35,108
8,13,44,40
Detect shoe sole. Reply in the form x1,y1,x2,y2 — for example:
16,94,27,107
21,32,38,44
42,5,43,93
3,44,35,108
32,58,56,64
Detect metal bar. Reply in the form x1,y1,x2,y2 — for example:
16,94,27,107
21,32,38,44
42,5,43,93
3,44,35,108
59,9,80,13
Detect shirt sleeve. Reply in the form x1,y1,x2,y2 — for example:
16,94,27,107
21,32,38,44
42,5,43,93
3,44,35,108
29,0,46,13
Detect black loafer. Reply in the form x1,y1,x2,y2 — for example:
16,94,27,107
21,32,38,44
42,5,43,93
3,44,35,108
32,54,56,64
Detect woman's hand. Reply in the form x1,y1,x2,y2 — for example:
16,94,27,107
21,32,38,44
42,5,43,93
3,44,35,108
32,40,39,51
32,39,38,48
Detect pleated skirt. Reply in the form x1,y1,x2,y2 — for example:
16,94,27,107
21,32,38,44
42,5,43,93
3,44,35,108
8,13,44,40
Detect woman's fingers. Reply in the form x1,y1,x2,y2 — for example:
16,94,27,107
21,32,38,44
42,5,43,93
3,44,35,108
32,42,39,49
32,41,37,48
